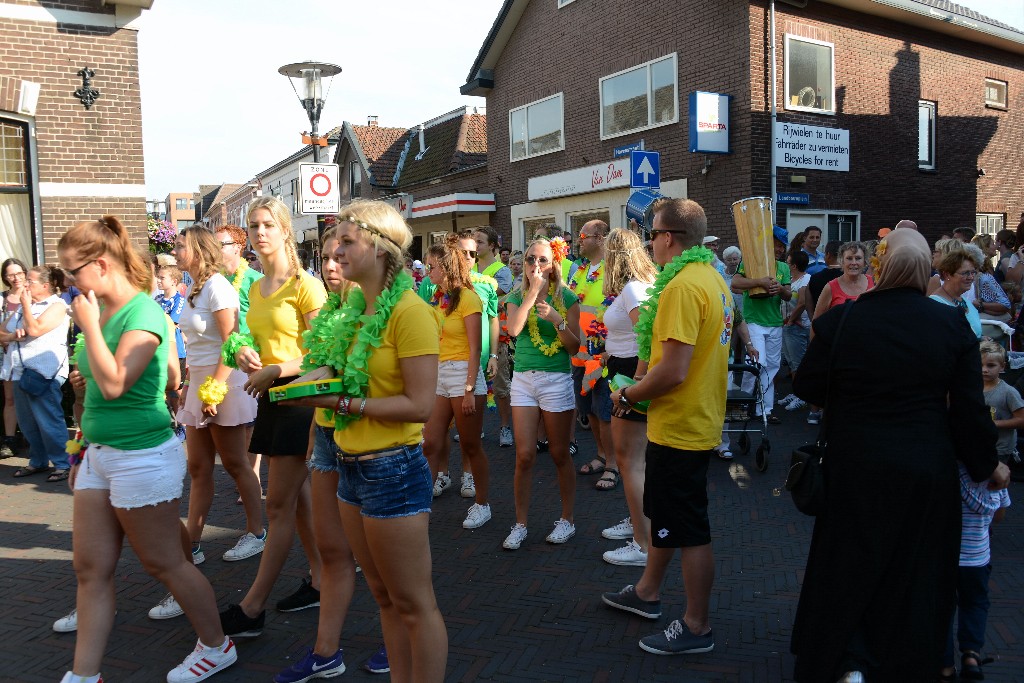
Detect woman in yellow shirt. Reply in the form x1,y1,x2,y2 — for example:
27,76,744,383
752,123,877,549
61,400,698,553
218,196,326,638
284,200,446,683
422,235,491,530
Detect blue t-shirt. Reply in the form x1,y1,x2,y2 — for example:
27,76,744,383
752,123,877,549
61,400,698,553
155,291,186,359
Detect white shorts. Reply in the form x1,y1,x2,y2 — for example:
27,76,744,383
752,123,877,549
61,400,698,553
510,370,575,413
74,435,186,509
436,360,487,398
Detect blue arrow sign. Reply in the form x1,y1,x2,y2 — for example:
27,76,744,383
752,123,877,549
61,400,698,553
630,150,660,189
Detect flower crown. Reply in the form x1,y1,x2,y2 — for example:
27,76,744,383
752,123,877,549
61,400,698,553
342,216,401,248
549,236,570,263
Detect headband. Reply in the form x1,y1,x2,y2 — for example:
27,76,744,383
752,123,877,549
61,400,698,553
342,216,402,249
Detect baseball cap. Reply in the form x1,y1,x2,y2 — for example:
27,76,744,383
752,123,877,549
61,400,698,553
772,225,789,246
702,235,720,244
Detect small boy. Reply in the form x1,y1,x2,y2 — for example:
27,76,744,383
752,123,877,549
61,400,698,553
979,340,1024,464
155,265,186,440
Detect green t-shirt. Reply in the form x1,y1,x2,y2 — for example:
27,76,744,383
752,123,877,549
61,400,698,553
80,292,173,450
737,261,791,327
418,276,498,365
507,287,578,373
231,266,263,335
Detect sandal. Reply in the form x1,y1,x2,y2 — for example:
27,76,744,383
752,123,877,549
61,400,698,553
961,650,992,681
595,468,620,491
578,456,606,475
766,413,782,425
13,465,51,478
46,469,69,482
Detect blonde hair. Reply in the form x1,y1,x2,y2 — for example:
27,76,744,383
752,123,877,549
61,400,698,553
247,196,301,279
513,238,565,303
179,227,224,306
57,215,152,293
337,200,412,291
603,227,657,297
980,339,1006,365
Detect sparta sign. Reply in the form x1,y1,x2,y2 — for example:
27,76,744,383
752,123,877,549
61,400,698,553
299,163,340,214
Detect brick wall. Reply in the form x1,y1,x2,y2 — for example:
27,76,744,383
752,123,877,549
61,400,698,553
0,2,147,263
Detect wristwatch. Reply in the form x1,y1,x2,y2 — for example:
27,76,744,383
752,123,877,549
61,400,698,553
465,383,475,393
556,320,568,331
618,386,632,409
488,353,498,359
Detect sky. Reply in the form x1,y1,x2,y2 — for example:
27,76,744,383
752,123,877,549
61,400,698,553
137,0,505,201
137,0,1024,203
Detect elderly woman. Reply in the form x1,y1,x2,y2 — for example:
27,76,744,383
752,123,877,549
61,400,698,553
0,265,71,480
790,228,1010,682
967,238,1012,334
930,245,984,339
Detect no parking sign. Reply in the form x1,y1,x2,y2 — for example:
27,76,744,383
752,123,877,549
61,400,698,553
299,163,340,215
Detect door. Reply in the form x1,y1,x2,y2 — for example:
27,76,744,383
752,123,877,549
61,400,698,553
786,209,860,244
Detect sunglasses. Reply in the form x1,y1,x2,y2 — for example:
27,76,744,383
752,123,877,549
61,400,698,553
462,249,477,259
649,229,685,238
65,259,97,278
219,241,237,247
525,256,551,265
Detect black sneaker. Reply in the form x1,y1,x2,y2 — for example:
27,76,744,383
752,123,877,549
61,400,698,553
536,440,549,453
276,578,320,612
219,603,265,637
0,437,16,459
568,441,579,458
601,584,662,619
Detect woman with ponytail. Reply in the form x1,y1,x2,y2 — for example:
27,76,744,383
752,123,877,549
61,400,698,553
503,237,581,550
218,195,327,637
57,216,236,683
281,200,446,683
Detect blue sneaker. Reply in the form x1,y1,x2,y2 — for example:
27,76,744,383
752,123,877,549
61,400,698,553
274,647,345,683
363,645,389,674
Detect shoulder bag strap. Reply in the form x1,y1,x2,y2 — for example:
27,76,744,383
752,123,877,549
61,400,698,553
817,300,855,448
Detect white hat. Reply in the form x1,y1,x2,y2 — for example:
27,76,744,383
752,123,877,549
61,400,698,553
702,235,720,244
412,259,424,270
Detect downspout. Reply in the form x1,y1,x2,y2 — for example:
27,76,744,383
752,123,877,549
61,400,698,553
769,0,778,212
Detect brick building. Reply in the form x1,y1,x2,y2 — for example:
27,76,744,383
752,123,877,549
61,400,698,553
335,107,493,260
462,0,1024,249
0,0,154,265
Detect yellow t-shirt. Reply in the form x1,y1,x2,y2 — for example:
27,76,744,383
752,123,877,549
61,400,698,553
334,290,440,453
438,288,482,362
246,274,327,365
647,262,733,451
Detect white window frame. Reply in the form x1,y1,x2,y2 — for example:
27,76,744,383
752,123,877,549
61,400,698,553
599,53,679,140
976,213,1004,236
784,34,836,115
349,160,362,198
918,100,937,170
509,93,565,162
985,78,1007,108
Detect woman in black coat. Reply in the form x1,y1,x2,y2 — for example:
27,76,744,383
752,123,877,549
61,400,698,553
790,228,1010,682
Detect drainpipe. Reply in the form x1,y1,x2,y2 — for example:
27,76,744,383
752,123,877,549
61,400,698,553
769,0,778,212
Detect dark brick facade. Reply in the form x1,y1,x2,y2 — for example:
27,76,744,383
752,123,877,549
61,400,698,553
473,0,1024,246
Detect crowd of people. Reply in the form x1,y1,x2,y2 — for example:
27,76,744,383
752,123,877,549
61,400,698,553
0,197,1015,683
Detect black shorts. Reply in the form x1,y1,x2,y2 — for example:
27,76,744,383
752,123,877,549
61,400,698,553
643,442,712,548
606,355,646,423
249,376,314,457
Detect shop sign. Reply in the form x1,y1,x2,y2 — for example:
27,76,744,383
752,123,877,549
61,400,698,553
688,92,731,154
773,123,849,172
527,158,630,201
385,194,413,219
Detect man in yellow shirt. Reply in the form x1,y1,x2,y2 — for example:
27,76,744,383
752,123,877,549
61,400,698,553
603,198,731,657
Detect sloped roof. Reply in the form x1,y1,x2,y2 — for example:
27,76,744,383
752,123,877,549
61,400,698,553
349,124,409,186
913,0,1024,34
396,112,488,189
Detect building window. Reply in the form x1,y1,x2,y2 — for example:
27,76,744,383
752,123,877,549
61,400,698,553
175,198,189,210
290,178,300,214
985,78,1007,108
976,213,1004,235
785,35,835,114
0,118,35,265
509,94,565,162
521,216,557,245
600,54,678,139
918,100,936,170
350,161,362,198
568,209,610,238
177,220,195,230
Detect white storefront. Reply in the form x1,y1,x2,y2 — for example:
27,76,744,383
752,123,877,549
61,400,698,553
513,157,687,251
383,192,496,259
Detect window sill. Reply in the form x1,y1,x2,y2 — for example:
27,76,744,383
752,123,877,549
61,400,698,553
784,105,836,116
510,146,565,163
984,103,1008,112
600,117,678,141
918,166,938,174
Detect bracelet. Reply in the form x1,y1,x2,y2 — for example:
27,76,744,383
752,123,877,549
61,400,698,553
357,397,367,418
181,380,190,387
488,353,498,359
222,332,260,369
197,376,229,406
335,395,352,415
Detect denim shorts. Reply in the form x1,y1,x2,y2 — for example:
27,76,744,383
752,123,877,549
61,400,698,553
75,435,186,510
436,360,487,398
309,424,340,474
336,443,433,519
572,365,612,422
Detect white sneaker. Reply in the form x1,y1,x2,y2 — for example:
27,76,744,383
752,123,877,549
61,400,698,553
502,523,528,550
545,518,576,544
222,531,266,562
463,503,492,529
777,393,797,406
460,472,476,498
603,539,648,566
149,592,184,620
602,517,634,540
432,472,451,498
192,546,205,566
166,637,237,683
785,397,807,411
53,609,77,633
499,426,513,447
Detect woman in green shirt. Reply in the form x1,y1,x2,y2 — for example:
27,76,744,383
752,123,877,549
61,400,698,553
503,237,580,550
58,216,236,683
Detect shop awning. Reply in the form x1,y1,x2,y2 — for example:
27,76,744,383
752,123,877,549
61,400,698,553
410,193,495,219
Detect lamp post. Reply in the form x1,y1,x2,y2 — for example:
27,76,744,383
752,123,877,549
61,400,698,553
278,60,342,242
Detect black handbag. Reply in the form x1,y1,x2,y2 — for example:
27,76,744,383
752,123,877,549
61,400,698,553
785,301,854,516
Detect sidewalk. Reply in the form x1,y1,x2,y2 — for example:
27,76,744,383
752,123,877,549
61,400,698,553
1,390,1021,682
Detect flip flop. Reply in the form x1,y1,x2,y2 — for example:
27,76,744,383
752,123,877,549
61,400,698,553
595,468,620,491
13,465,51,478
578,457,606,475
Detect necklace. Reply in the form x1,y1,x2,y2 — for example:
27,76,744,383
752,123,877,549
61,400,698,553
228,262,247,294
429,289,451,312
527,283,568,356
635,246,715,361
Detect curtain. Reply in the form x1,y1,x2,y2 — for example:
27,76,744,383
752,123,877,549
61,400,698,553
0,193,33,265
